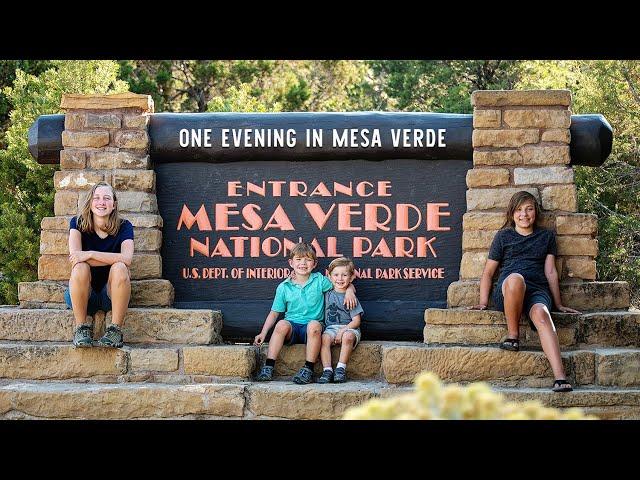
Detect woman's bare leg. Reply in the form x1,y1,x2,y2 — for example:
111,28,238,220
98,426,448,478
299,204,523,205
69,262,91,327
529,303,568,382
502,273,526,339
107,262,131,327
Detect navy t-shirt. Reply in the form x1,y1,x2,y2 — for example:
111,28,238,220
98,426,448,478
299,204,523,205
488,226,557,292
69,217,134,292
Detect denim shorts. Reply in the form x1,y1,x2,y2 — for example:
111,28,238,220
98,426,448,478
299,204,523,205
322,324,361,348
284,320,319,345
493,281,552,332
64,284,112,316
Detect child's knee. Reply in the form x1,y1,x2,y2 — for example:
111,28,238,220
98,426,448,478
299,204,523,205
321,334,332,345
307,321,322,336
342,332,356,345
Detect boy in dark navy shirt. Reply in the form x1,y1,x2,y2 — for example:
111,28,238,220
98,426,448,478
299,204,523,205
65,182,134,348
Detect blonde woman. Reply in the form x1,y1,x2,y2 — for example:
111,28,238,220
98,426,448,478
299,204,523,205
64,182,134,348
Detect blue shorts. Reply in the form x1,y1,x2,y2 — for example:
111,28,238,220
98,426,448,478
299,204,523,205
64,284,112,316
493,281,552,332
284,320,320,345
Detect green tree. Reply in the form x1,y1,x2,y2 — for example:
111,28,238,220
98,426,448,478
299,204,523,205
0,61,128,304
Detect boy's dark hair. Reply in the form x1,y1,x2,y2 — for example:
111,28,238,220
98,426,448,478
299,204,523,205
327,257,355,276
501,191,542,229
289,242,317,261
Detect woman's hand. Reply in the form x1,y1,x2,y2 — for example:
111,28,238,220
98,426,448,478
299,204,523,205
69,250,91,267
467,304,488,310
557,305,581,314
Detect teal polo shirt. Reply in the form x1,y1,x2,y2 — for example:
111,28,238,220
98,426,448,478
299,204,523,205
271,272,334,325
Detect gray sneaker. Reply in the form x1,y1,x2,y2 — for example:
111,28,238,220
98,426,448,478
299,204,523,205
317,369,334,384
98,324,124,348
73,324,93,348
333,367,347,383
293,366,314,385
256,365,274,381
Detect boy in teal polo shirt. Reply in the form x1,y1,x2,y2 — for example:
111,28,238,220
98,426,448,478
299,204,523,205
254,242,357,384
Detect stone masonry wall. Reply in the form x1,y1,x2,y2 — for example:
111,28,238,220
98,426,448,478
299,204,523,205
451,90,598,306
19,93,173,308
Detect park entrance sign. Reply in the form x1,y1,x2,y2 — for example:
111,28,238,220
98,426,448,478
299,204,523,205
153,113,472,339
28,95,612,340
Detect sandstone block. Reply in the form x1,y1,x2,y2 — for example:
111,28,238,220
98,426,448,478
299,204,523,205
564,257,597,280
503,109,571,129
471,90,571,107
54,191,79,216
246,383,378,419
447,280,481,307
117,192,158,213
467,187,539,211
459,251,488,279
114,130,149,149
123,115,149,129
542,129,571,143
424,325,506,344
513,166,573,185
183,346,257,376
61,93,154,112
60,150,86,170
130,254,162,279
42,216,72,231
556,214,598,235
473,149,522,166
64,112,86,130
0,344,127,379
54,171,104,191
3,383,244,419
121,213,163,228
520,145,570,165
472,129,539,148
0,308,89,341
466,168,510,188
62,131,109,148
86,113,121,129
557,237,598,257
134,228,162,252
260,342,383,380
37,254,162,281
473,109,501,128
112,170,155,192
89,151,150,170
463,212,506,231
128,348,179,372
106,308,222,344
597,351,640,387
577,312,640,346
541,185,577,211
521,326,577,348
40,230,69,255
462,230,497,250
425,308,506,325
560,282,630,311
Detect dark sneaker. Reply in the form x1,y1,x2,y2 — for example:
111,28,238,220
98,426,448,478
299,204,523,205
98,324,124,348
317,369,334,384
293,366,314,385
256,365,274,381
333,367,347,383
73,324,93,348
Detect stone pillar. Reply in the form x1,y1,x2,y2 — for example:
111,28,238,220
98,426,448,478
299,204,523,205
448,90,598,307
19,93,174,309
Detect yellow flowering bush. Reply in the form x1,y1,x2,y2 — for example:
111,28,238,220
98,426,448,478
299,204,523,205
343,372,597,420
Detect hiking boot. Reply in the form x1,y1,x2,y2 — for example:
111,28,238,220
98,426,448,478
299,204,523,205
98,324,124,348
256,365,274,381
293,366,314,385
317,369,334,384
73,324,93,348
333,367,347,383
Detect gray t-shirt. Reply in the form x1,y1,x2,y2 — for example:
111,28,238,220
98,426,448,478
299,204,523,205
324,290,364,327
488,226,557,291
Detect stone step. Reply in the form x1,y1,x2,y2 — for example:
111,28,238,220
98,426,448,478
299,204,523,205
0,380,638,419
447,280,630,311
1,340,638,388
380,344,640,388
0,307,221,344
424,309,640,348
18,280,174,308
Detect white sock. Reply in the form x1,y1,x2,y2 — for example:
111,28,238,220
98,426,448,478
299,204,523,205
323,367,333,372
337,362,347,370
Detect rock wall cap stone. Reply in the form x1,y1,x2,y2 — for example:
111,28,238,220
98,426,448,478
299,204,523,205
472,90,571,107
61,93,154,112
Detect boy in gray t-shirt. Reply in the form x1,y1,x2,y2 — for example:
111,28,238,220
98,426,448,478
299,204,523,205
318,258,364,384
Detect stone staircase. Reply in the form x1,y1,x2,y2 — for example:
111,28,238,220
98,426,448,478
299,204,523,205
1,280,639,419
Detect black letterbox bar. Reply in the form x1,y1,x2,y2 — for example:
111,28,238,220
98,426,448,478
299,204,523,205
28,112,612,167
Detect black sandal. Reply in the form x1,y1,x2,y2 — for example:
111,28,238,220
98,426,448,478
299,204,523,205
552,379,573,393
500,337,519,352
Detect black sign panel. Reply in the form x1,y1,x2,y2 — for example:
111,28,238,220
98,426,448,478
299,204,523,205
156,158,471,340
